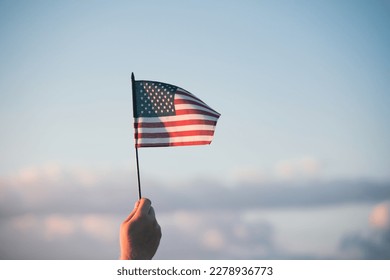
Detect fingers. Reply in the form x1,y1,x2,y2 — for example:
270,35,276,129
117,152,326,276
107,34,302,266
149,205,156,218
123,200,141,223
123,198,156,224
137,198,152,217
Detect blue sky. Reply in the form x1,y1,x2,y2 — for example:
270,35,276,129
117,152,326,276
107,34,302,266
1,0,390,259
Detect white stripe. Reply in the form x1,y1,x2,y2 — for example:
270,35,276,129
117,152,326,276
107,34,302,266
176,88,203,100
136,125,216,134
174,104,218,115
175,93,207,107
135,114,219,123
175,93,219,115
137,135,214,144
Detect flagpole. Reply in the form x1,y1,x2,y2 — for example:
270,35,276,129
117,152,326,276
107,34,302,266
131,72,142,200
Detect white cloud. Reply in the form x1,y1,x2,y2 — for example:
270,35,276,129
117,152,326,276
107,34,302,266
201,228,226,250
339,201,390,259
229,157,322,185
1,213,122,259
156,210,278,259
369,201,390,229
80,215,118,242
43,215,76,240
168,211,203,233
275,157,322,180
9,212,120,243
9,163,63,186
1,163,390,259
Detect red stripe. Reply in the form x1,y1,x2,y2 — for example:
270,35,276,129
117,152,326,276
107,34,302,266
135,130,215,139
175,98,206,107
136,140,212,148
134,119,217,128
175,109,220,118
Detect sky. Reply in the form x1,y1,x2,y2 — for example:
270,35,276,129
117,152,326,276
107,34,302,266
1,0,390,259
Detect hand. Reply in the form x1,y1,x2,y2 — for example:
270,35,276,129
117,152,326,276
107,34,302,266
120,198,162,260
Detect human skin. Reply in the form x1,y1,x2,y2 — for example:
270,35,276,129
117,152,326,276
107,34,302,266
120,198,162,260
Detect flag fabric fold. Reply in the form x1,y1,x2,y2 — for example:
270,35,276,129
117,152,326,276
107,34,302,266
133,80,220,148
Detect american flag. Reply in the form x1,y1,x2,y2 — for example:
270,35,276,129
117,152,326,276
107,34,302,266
133,80,220,148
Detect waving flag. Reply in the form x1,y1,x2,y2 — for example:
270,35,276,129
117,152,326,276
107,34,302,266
132,80,220,148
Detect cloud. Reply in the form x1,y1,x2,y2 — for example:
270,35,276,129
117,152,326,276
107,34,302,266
5,163,65,188
201,228,226,250
1,209,278,260
369,202,390,229
0,164,134,217
80,215,118,242
43,215,76,239
1,164,389,218
0,213,122,259
155,179,390,212
9,214,37,233
156,210,277,259
339,201,390,259
275,157,322,180
230,157,322,185
1,164,390,259
340,229,390,259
